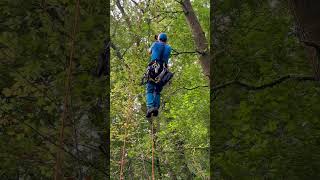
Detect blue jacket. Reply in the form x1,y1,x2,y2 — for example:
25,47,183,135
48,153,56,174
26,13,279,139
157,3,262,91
149,41,171,64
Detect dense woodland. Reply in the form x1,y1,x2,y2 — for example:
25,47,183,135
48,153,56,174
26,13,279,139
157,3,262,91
211,0,320,179
1,0,109,179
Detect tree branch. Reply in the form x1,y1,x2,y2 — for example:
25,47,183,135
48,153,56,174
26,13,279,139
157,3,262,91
182,85,209,90
213,74,316,92
130,0,144,13
165,85,208,100
157,10,184,14
115,0,132,28
171,50,199,56
110,41,123,60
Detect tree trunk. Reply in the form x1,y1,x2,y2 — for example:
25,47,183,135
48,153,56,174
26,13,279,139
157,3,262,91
180,0,210,78
304,45,320,80
288,0,320,80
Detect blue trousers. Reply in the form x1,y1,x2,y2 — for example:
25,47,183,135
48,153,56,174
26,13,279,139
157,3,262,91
146,82,163,109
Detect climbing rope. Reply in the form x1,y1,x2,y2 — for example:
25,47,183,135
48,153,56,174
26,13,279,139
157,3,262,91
151,119,155,180
119,125,128,180
119,95,135,180
54,0,80,179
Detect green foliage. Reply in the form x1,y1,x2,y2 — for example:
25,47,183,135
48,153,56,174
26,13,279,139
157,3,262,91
1,0,109,179
212,1,320,179
111,0,209,179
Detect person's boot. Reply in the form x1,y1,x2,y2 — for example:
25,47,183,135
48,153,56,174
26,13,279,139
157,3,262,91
146,107,154,118
152,108,159,117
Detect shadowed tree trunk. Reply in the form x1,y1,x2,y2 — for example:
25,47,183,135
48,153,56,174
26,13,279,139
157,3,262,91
289,0,320,80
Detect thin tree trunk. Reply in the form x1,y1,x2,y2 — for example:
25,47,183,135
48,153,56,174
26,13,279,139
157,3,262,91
180,0,210,77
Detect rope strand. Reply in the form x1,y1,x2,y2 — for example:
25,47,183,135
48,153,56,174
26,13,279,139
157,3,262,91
151,119,155,180
119,126,128,180
54,0,80,179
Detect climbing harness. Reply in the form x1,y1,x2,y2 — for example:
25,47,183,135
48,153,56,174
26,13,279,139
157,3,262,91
141,66,173,87
141,63,174,86
141,43,174,86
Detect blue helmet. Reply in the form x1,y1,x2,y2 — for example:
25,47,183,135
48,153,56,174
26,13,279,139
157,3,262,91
158,33,167,42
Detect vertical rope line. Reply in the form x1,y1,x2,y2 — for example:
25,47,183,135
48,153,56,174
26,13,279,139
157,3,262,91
151,120,155,180
55,0,80,179
119,95,134,179
119,126,128,180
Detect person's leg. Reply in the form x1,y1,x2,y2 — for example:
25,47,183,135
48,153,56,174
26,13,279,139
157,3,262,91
146,82,155,117
153,84,163,116
146,82,155,108
154,92,160,109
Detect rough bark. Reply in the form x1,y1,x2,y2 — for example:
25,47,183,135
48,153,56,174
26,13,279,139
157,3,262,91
96,39,110,77
304,45,320,80
180,0,210,78
289,0,320,80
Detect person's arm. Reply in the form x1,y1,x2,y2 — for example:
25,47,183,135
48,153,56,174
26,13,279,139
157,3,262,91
148,42,155,55
165,46,172,69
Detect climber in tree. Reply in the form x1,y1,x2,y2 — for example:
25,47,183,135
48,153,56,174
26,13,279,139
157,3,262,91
145,33,172,118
